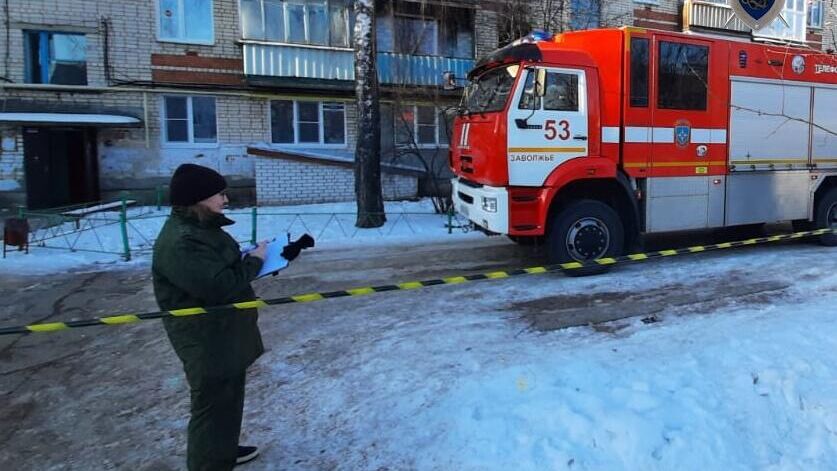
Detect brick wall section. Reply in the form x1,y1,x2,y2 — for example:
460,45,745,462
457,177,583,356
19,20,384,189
2,0,244,85
824,4,837,52
475,9,499,59
255,158,417,206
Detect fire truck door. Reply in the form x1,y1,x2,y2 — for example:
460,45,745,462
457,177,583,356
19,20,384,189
644,34,727,232
506,67,589,186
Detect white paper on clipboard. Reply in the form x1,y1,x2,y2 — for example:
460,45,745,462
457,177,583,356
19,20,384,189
242,239,289,278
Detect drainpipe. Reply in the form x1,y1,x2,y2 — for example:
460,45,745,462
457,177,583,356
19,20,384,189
143,92,149,148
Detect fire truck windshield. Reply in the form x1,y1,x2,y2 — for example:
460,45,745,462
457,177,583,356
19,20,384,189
462,64,520,114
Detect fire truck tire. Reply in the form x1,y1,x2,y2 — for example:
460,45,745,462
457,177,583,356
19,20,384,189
815,187,837,246
547,199,625,276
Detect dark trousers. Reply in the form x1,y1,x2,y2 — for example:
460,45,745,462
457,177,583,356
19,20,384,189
186,372,247,471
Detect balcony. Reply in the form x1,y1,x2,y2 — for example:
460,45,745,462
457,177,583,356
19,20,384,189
684,0,750,33
242,42,475,87
377,53,474,87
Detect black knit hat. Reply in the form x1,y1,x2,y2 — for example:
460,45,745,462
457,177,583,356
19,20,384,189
169,164,227,206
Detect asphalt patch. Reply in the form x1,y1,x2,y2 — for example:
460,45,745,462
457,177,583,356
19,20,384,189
513,279,790,331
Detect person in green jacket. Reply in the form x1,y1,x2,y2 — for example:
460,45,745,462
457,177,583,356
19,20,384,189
152,163,267,470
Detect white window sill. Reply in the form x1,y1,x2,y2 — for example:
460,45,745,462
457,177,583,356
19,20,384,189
239,39,352,52
162,141,220,149
633,0,660,5
157,37,216,46
269,143,349,149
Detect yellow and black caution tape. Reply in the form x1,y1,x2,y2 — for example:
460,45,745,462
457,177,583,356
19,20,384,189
1,228,834,336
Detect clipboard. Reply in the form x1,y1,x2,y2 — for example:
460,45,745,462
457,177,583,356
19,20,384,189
242,239,289,279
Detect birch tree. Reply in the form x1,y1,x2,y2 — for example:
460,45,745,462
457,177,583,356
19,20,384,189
353,0,386,228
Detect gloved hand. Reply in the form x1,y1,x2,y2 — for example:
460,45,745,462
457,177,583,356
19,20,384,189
281,243,302,261
280,233,315,261
294,233,315,249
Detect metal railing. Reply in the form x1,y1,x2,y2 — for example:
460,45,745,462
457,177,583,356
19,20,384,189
10,201,472,261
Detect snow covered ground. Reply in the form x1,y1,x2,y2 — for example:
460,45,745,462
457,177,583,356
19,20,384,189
240,243,837,471
1,200,836,470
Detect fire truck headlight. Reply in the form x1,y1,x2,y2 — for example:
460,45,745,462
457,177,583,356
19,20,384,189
482,197,498,213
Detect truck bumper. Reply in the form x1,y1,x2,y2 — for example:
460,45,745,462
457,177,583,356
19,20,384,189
452,178,509,235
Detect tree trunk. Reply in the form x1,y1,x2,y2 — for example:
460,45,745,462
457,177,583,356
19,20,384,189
353,0,386,228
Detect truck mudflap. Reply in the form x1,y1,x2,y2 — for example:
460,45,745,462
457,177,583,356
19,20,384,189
452,178,509,235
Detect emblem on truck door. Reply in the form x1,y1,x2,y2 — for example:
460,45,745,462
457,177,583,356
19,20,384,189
730,1,785,30
675,119,691,148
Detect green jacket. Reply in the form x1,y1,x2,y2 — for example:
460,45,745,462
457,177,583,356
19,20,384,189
152,208,264,383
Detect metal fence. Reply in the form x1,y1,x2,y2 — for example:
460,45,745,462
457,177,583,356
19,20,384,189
12,199,472,261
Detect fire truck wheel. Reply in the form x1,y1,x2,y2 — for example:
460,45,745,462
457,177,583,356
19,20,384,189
815,187,837,247
547,199,625,276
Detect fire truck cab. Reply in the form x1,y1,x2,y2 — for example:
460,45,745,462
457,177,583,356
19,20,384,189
450,27,837,266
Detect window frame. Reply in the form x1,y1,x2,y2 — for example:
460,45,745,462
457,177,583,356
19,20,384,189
569,0,601,31
393,104,448,149
629,37,650,108
656,40,709,111
393,13,439,56
23,30,88,86
161,95,219,148
268,99,348,148
239,0,351,48
157,0,216,45
807,0,823,29
752,0,808,43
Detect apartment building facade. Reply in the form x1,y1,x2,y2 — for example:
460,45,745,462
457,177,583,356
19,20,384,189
0,1,833,209
0,0,497,209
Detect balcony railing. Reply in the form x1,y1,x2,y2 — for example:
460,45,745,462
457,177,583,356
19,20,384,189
243,42,355,81
684,0,750,33
377,52,474,87
243,42,475,87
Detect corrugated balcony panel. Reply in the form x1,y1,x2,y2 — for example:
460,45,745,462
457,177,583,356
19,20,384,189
688,1,750,33
244,43,476,87
377,52,475,86
243,43,354,80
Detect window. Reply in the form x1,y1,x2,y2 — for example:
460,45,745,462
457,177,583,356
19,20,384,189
630,37,649,107
159,0,214,43
570,0,601,31
439,13,473,58
377,3,473,58
657,41,709,111
463,64,519,114
163,96,217,144
518,71,540,110
395,16,437,55
270,100,346,145
754,0,807,42
388,104,449,149
807,0,823,29
24,31,87,85
516,70,579,112
543,72,579,111
241,0,350,47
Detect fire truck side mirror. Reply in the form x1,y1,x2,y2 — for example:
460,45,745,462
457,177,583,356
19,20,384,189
535,69,547,97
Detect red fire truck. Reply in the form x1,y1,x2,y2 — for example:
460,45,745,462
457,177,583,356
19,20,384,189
450,27,837,267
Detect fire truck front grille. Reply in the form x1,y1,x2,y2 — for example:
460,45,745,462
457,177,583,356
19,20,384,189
457,192,474,204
